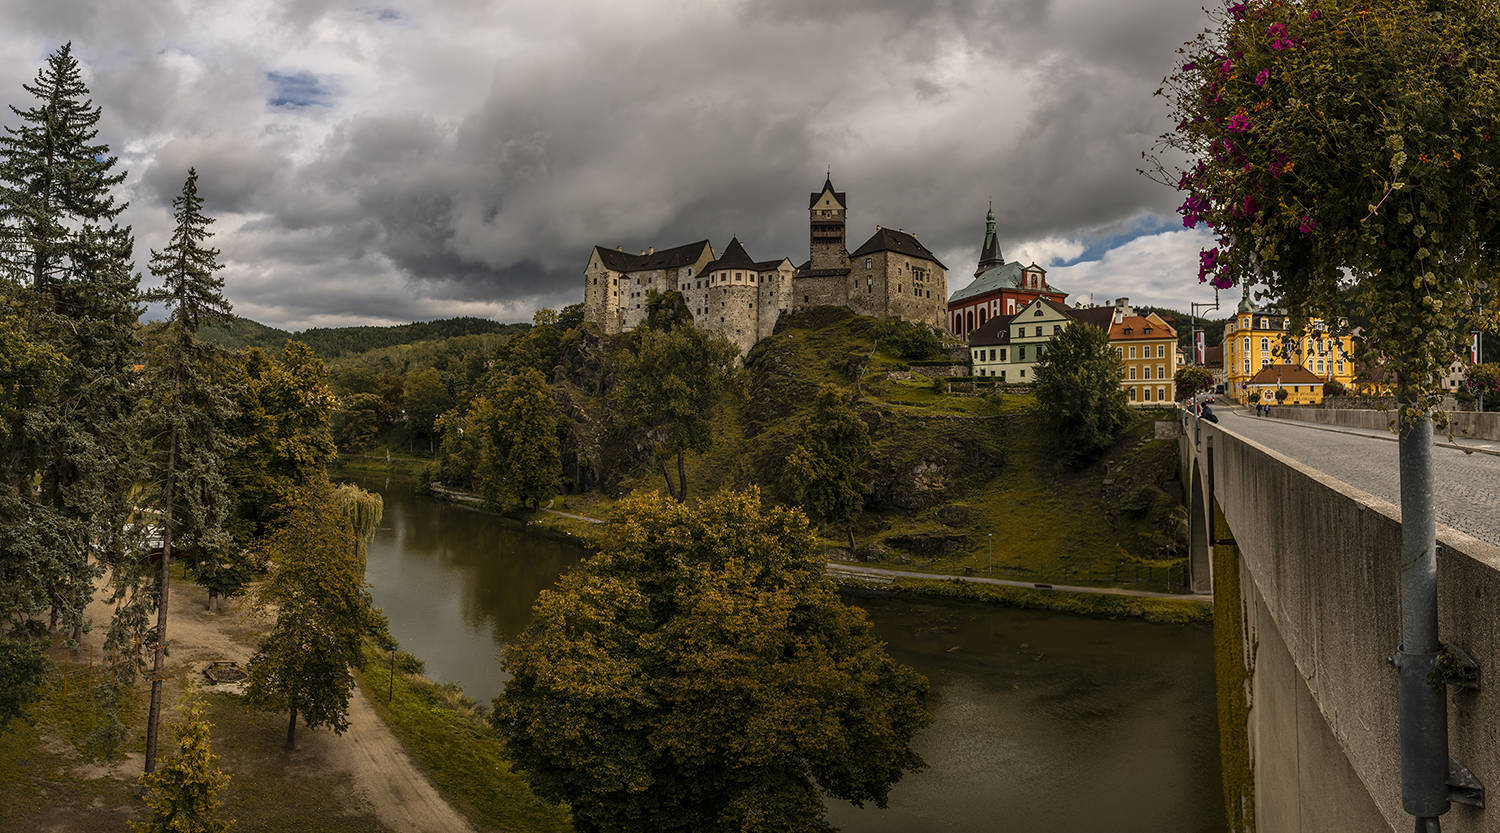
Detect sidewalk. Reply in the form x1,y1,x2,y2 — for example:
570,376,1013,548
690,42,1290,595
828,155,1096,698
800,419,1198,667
1229,407,1500,458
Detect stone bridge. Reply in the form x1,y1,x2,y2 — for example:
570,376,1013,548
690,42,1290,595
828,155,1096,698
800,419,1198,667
1181,409,1500,831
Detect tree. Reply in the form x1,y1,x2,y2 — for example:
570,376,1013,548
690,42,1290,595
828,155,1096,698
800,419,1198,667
493,489,929,833
782,385,871,555
473,368,559,510
140,168,237,773
1323,379,1346,398
131,702,232,833
1273,387,1289,404
1247,391,1262,405
331,392,387,451
223,342,337,540
0,43,141,642
612,292,736,500
1462,362,1500,410
244,483,380,749
1031,324,1131,467
0,639,49,732
402,367,452,453
1174,365,1215,402
1157,2,1500,824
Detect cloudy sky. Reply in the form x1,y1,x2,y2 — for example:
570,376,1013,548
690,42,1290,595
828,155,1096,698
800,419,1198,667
0,0,1225,330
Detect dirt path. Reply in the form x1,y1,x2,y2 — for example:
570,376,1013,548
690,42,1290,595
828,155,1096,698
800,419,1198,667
82,576,478,833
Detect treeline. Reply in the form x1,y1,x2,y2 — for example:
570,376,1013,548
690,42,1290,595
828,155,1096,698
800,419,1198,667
199,314,522,357
0,45,389,810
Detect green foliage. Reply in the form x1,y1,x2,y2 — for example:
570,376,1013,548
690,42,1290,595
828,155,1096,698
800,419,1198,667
494,489,929,833
1462,362,1500,409
0,639,49,731
473,368,560,510
1323,379,1346,398
1247,391,1262,405
1274,387,1289,403
201,315,517,357
223,342,337,540
402,367,453,447
1159,0,1500,411
245,484,380,748
0,43,141,640
1174,365,1214,401
612,308,736,500
132,702,232,833
874,317,943,360
782,386,871,549
331,392,388,451
1032,324,1132,466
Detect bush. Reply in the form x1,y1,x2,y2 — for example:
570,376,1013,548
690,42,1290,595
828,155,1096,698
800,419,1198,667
875,318,942,360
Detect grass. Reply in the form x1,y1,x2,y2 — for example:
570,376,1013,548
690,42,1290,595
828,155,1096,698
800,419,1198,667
334,447,438,481
353,643,572,833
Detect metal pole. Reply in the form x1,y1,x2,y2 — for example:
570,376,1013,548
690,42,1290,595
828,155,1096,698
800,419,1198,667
1395,412,1448,828
987,533,993,575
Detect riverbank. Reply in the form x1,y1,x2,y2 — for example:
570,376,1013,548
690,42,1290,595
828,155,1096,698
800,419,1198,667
410,482,1212,624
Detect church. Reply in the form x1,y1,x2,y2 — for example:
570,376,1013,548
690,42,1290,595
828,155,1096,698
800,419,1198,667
581,174,949,354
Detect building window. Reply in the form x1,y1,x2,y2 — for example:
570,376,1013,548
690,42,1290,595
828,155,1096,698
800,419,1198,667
1157,345,1165,358
1018,346,1027,361
1129,387,1137,401
1129,346,1137,359
1243,359,1250,374
1143,366,1151,380
1129,367,1137,380
804,296,809,303
999,348,1007,361
1157,365,1164,379
1116,347,1124,358
1260,337,1269,354
865,258,872,269
1053,324,1061,334
1000,370,1006,380
1034,307,1043,316
1158,386,1166,401
1144,387,1152,401
1020,369,1026,378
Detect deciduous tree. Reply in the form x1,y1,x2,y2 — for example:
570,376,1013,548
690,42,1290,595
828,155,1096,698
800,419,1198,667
244,483,380,749
612,292,736,500
402,367,452,453
473,368,560,510
1032,324,1131,467
1173,365,1215,402
493,489,929,833
782,385,871,555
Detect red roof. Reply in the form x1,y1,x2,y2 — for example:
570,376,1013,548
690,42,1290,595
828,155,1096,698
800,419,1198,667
1247,364,1325,386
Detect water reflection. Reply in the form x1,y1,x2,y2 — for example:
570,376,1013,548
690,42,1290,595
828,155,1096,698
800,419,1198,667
352,477,1224,832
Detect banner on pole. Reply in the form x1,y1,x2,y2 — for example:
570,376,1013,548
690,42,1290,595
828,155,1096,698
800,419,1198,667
1195,331,1206,365
1472,331,1481,365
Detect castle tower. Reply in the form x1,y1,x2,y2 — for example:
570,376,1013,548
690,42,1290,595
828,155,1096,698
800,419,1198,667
808,172,848,271
975,201,1003,278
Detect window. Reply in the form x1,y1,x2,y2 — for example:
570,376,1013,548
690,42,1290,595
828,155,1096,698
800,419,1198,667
1018,346,1027,361
999,348,1007,361
1129,366,1137,380
1143,366,1151,380
1244,359,1250,374
1000,370,1006,380
1116,347,1124,358
1157,365,1165,380
1129,387,1137,401
1034,307,1043,316
1144,388,1152,401
1020,369,1026,378
865,258,872,269
1158,386,1166,401
1035,326,1043,337
1338,360,1345,374
804,295,809,303
1053,324,1061,334
1259,317,1268,329
988,349,995,362
1129,346,1137,359
1260,337,1269,354
1157,345,1165,358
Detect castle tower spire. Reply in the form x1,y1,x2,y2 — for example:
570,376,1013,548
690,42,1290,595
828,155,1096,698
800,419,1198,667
808,172,847,272
975,201,1004,278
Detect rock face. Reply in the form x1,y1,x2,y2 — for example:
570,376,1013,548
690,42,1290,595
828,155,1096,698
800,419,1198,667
937,504,970,525
884,533,970,557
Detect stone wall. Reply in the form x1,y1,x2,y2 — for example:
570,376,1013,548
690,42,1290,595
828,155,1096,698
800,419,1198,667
791,274,848,311
756,264,793,342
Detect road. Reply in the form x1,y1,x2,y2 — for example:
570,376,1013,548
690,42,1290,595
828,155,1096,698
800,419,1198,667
1216,409,1500,548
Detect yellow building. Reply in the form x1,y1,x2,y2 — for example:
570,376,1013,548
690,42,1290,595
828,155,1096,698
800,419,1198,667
1223,291,1354,404
1110,312,1178,405
1247,364,1326,405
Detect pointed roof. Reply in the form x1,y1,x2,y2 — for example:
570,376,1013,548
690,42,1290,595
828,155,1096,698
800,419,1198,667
976,202,1003,274
1247,363,1325,386
593,240,712,273
1066,305,1118,333
701,237,759,273
809,174,847,209
849,227,945,268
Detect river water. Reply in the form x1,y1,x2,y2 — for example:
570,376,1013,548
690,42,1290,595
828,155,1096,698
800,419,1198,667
355,476,1225,832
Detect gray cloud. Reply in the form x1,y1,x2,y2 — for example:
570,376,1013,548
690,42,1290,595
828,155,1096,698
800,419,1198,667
0,0,1217,328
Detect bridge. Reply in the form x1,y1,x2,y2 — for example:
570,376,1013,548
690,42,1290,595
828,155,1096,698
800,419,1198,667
1181,408,1500,831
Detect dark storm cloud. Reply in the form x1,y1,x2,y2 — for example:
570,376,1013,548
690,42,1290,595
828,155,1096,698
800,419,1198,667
0,0,1219,327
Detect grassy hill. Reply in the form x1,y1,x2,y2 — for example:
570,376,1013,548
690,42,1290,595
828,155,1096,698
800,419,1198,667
561,307,1189,593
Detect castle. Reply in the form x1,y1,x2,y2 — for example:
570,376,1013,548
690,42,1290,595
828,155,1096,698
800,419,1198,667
582,175,949,354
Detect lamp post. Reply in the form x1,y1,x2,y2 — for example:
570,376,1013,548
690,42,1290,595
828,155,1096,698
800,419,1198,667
1190,292,1221,367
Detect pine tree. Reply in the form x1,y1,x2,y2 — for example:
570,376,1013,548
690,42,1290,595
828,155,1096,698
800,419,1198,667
132,702,232,833
141,169,237,773
0,43,140,648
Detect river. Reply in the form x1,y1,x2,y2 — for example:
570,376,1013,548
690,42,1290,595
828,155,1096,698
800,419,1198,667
355,476,1225,832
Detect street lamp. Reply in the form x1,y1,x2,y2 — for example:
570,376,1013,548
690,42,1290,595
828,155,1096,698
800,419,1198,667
1190,292,1221,367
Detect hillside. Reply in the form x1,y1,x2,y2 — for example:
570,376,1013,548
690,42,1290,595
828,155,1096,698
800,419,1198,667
558,307,1189,592
200,314,523,357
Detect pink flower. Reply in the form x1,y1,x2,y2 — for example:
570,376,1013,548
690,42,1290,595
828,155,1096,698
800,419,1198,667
1309,9,1322,19
1228,2,1248,19
1255,69,1269,86
1299,215,1318,233
1183,61,1198,71
1227,113,1252,132
1221,58,1234,74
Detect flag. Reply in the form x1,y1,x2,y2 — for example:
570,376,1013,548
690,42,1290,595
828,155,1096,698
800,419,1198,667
1472,331,1481,365
1195,331,1206,365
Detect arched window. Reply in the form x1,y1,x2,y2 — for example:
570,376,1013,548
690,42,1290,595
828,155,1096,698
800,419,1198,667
967,310,975,331
978,309,988,325
1260,337,1269,354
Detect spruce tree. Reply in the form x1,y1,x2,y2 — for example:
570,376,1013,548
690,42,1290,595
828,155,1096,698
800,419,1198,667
141,169,237,772
0,43,139,653
132,702,232,833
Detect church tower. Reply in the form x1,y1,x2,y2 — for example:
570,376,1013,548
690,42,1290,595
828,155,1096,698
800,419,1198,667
975,201,1004,278
808,172,848,271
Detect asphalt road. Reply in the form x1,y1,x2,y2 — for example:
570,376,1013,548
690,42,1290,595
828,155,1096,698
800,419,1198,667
1217,409,1500,548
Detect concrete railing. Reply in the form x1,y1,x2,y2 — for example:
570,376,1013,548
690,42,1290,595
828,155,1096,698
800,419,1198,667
1186,420,1500,831
1267,406,1500,442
